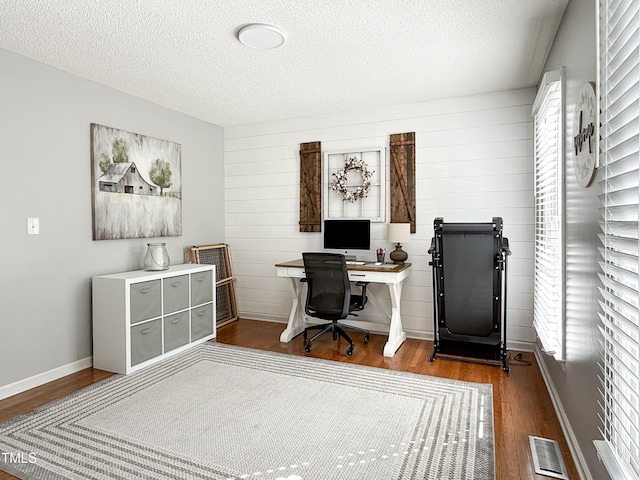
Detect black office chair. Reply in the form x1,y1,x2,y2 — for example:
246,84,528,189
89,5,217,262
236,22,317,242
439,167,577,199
301,252,371,356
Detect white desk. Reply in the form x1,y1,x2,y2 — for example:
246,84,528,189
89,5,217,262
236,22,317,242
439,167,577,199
275,259,412,357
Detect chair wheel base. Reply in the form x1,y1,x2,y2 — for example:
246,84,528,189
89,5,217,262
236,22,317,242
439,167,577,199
346,346,354,356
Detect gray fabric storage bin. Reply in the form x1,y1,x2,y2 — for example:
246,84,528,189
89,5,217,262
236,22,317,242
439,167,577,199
163,274,189,314
191,271,213,306
164,311,190,352
191,303,214,341
131,319,162,365
130,280,161,324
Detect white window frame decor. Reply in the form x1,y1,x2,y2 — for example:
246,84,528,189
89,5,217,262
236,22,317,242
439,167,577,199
532,68,565,361
323,147,385,221
593,0,640,478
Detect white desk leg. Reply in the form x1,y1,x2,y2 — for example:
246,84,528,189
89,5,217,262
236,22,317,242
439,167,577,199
383,280,407,357
280,277,306,342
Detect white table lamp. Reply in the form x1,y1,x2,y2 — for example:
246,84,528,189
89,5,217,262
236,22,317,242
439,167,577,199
387,223,411,263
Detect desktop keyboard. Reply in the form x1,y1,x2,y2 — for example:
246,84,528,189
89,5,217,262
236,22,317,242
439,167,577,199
345,261,366,265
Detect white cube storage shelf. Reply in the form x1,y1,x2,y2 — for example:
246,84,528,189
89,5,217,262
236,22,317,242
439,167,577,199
92,264,216,374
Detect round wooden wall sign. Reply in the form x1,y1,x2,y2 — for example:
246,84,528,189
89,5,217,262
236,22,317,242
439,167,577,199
572,82,597,188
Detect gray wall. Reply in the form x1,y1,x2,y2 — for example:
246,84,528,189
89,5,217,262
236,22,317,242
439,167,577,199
538,1,606,479
0,49,225,390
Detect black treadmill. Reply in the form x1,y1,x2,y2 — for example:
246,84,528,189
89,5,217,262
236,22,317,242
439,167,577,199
428,217,511,371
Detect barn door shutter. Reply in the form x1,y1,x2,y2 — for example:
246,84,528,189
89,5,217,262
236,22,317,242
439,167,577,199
299,141,322,232
390,132,416,233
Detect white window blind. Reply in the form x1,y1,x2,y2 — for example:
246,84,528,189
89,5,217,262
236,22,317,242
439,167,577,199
532,69,565,360
594,0,640,478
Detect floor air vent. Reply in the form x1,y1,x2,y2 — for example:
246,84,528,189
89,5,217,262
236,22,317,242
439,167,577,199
529,436,569,479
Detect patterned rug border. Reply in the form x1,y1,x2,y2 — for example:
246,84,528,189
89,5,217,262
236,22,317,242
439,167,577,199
0,342,496,480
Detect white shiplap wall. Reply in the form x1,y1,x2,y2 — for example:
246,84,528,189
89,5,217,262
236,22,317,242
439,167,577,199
225,88,535,348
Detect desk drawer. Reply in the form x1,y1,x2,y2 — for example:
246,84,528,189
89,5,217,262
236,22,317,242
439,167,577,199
349,271,385,283
278,267,305,278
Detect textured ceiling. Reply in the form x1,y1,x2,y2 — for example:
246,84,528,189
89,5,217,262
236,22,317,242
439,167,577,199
0,0,568,127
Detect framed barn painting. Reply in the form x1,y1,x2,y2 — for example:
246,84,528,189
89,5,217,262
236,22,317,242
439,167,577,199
91,124,182,240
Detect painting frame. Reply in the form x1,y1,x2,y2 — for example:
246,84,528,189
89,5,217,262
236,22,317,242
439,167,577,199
91,124,182,240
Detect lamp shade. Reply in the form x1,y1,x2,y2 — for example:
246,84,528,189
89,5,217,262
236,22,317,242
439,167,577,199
387,223,411,244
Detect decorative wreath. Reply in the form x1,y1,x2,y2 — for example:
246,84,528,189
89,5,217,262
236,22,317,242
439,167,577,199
330,156,375,202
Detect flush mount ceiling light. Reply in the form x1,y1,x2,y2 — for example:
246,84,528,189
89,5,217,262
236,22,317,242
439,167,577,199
237,23,285,49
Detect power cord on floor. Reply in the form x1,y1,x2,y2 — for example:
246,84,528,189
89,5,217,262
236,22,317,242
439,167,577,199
508,351,532,367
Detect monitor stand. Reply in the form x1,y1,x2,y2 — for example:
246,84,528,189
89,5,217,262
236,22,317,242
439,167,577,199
345,254,357,261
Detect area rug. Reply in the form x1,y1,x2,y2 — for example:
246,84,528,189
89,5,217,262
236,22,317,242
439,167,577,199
0,343,494,480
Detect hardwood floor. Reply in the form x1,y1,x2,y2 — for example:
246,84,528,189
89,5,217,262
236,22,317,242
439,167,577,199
0,319,579,480
217,320,580,480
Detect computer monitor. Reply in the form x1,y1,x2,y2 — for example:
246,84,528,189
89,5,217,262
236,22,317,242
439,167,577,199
323,219,371,251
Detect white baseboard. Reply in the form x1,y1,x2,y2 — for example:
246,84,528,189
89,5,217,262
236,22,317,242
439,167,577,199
0,356,93,401
404,329,431,340
239,313,287,324
506,340,535,353
534,348,593,480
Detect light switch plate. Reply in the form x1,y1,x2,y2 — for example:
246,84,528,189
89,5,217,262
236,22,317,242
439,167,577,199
27,217,39,235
